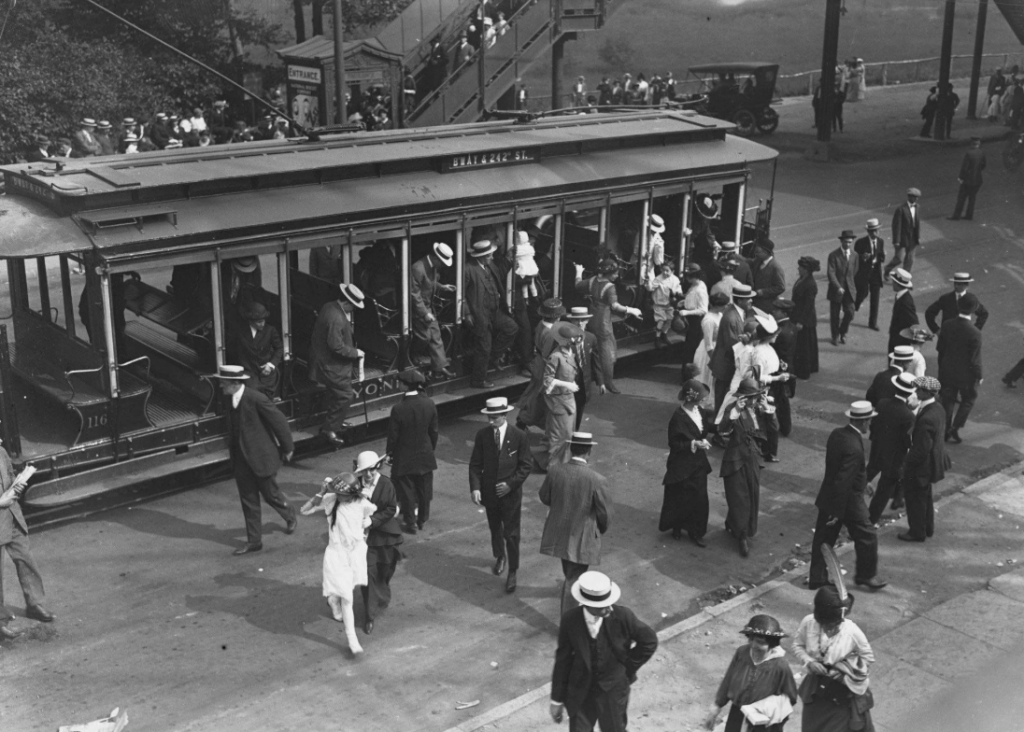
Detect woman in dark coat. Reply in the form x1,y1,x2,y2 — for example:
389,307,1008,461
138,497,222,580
791,256,820,380
717,378,770,557
659,379,713,546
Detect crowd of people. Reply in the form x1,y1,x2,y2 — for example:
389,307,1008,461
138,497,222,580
812,58,867,133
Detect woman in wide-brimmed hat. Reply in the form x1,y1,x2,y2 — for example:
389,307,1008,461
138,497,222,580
792,256,821,380
717,378,770,557
706,614,798,731
659,379,713,546
793,586,876,732
300,472,376,655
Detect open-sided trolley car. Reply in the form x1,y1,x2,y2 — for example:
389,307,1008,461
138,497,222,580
0,110,777,508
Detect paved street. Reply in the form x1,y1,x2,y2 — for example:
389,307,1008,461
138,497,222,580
2,81,1023,731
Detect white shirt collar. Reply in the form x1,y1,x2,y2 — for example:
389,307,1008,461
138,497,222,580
249,325,259,338
231,384,245,409
584,610,604,638
762,256,773,265
958,313,972,320
495,421,508,447
682,404,703,432
895,288,909,299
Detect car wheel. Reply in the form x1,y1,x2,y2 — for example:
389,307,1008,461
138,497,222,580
757,108,779,134
732,109,757,137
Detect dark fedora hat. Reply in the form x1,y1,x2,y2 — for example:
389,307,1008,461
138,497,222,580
243,302,270,321
397,368,426,386
538,297,566,319
838,229,856,241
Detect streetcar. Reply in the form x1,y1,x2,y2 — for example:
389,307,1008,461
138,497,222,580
0,110,777,508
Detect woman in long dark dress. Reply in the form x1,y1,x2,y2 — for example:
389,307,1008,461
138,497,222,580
659,378,713,547
791,256,820,380
705,614,799,732
717,378,770,557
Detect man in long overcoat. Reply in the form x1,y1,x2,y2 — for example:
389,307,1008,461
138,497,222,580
937,294,983,443
826,230,859,345
386,370,439,534
867,372,917,523
887,268,919,354
539,432,610,617
411,243,457,379
949,137,986,221
899,377,948,542
463,240,518,388
309,284,364,444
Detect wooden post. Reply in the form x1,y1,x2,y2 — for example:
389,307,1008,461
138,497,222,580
817,0,842,144
967,0,988,119
0,324,22,457
935,0,956,140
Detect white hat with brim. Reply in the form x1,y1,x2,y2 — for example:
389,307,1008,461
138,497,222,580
753,308,778,334
209,364,249,380
566,307,593,320
232,256,258,273
648,214,666,234
889,344,916,360
950,272,974,283
865,218,880,230
732,284,755,299
481,397,514,415
339,283,366,309
890,268,913,289
891,372,917,394
469,240,498,258
568,431,598,446
354,450,385,473
433,242,454,266
846,400,878,420
571,571,620,608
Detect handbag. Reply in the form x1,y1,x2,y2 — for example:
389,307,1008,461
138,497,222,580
671,313,688,334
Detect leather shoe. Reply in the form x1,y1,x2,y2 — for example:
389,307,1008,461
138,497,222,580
890,497,905,510
869,325,880,331
471,380,496,389
232,543,263,555
0,624,23,639
401,524,418,535
438,366,456,378
285,518,298,535
26,604,54,623
671,528,683,540
321,429,345,446
948,430,962,444
363,619,374,634
1003,378,1017,389
689,532,707,548
839,334,847,344
764,455,780,463
505,571,517,593
830,337,838,346
606,385,621,394
854,576,888,591
738,537,750,557
897,532,925,542
493,555,506,576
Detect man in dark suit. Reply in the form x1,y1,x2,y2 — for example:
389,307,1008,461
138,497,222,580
867,372,917,523
718,241,754,287
308,245,343,284
710,284,755,415
826,230,859,345
231,302,283,399
463,240,519,389
771,300,798,435
924,271,989,335
309,283,364,445
565,307,606,430
887,268,919,354
749,239,786,313
808,401,887,591
949,137,986,221
549,571,658,732
0,439,54,635
411,242,457,380
899,377,947,542
24,134,51,163
71,117,102,158
865,346,914,406
469,397,533,593
886,187,921,274
386,370,439,534
854,218,886,331
215,365,296,555
353,451,403,635
937,293,983,443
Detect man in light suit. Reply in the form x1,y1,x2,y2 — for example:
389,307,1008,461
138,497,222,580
899,377,948,542
411,242,457,380
549,571,658,732
539,432,610,617
0,439,54,637
469,397,533,593
949,137,986,221
215,365,296,555
541,322,582,469
887,268,919,354
808,401,887,591
386,370,439,534
854,218,886,331
309,283,364,445
937,293,983,443
826,230,859,345
231,302,283,398
710,283,755,416
885,187,921,275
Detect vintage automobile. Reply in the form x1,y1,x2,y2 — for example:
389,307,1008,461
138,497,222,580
687,62,781,137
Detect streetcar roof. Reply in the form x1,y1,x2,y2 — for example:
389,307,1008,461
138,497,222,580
0,111,777,260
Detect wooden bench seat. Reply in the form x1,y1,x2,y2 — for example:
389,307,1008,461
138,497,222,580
124,278,212,339
124,320,215,414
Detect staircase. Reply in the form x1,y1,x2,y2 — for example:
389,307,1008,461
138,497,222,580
993,0,1024,44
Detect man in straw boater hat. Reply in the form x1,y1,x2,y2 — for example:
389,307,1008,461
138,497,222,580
710,283,756,416
352,450,403,635
574,259,643,394
887,268,919,355
212,365,297,555
898,326,931,377
71,116,101,158
808,400,887,591
309,283,365,446
924,271,989,336
864,344,915,407
539,432,611,617
411,242,458,380
853,218,886,331
539,322,585,470
231,301,283,399
899,376,947,542
565,307,606,429
867,372,917,523
549,571,658,731
386,369,438,535
469,397,532,593
463,239,519,389
937,293,983,444
826,229,859,346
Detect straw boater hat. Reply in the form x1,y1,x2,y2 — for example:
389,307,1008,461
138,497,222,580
891,371,917,395
889,344,916,361
97,120,112,131
566,306,593,321
469,240,497,258
124,133,139,142
338,283,365,309
353,450,386,474
80,117,97,127
890,268,913,289
232,256,258,273
740,614,788,639
122,117,136,126
570,571,620,608
865,218,880,231
846,400,877,420
718,240,738,254
950,271,974,284
539,297,567,320
568,431,597,446
914,375,942,395
209,364,249,380
433,242,454,266
731,283,755,300
899,327,932,344
480,396,514,415
648,214,666,233
552,322,583,346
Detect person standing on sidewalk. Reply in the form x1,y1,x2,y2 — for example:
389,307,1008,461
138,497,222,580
885,189,921,275
853,219,885,332
826,230,859,346
386,370,439,535
717,378,770,558
793,586,877,732
711,284,756,415
937,294,983,444
867,372,917,523
549,571,658,732
887,269,918,355
808,401,887,591
864,345,914,407
660,379,713,547
898,377,948,543
924,272,989,336
791,257,820,381
948,137,986,221
705,615,798,732
539,432,610,618
354,450,403,635
750,239,786,315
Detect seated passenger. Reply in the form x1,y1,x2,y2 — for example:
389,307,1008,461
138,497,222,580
231,302,283,399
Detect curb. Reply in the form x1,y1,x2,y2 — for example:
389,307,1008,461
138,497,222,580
440,459,1024,732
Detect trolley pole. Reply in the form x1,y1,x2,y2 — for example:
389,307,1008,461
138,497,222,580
967,0,988,119
935,0,956,140
333,0,347,124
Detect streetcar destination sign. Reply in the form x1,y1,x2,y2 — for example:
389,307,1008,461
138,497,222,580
442,148,537,172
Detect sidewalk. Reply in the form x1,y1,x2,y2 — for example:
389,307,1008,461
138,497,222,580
443,461,1024,732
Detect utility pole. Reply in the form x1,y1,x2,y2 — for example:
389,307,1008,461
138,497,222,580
478,0,487,114
817,0,842,145
333,0,347,124
967,0,988,119
935,0,956,140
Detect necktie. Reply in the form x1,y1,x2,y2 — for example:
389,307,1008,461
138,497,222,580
493,428,501,449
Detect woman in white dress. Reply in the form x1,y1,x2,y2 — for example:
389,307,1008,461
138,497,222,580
695,291,729,412
300,471,376,655
847,58,866,102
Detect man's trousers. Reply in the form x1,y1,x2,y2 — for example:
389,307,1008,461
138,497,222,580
234,460,295,545
362,544,401,620
0,532,45,609
394,472,433,529
808,495,879,586
484,488,522,572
